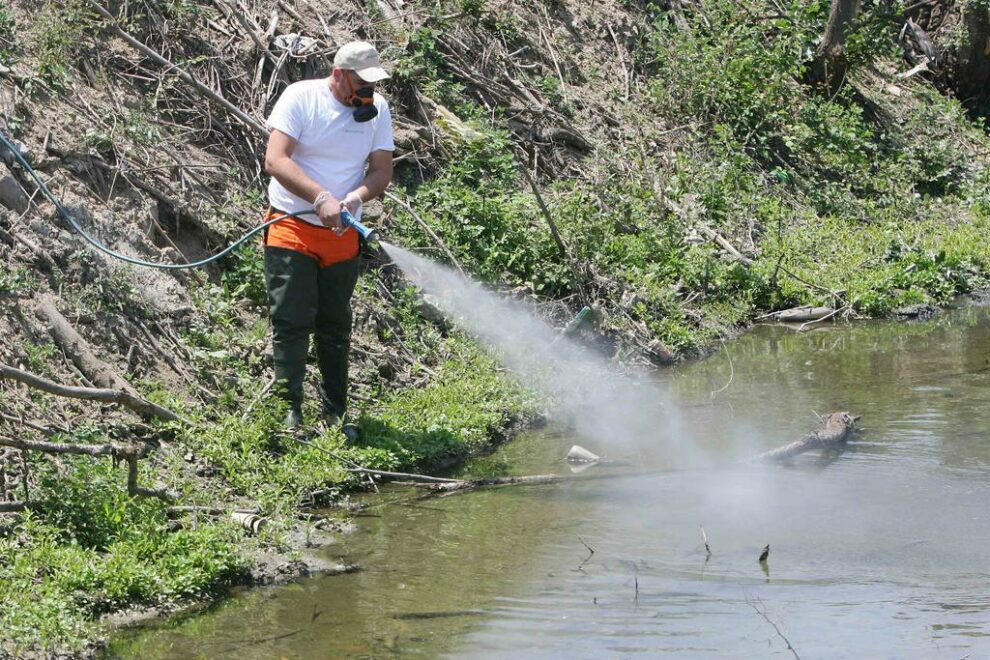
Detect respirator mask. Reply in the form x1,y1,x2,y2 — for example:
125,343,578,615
343,75,377,123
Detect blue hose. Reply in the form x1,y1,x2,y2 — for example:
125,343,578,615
0,130,376,270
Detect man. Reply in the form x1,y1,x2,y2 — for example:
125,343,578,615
263,40,394,428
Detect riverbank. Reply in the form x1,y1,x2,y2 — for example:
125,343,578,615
0,319,542,657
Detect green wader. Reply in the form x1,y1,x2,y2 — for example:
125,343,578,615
264,246,360,420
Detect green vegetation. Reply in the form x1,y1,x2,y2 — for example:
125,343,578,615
0,314,534,653
0,458,245,655
0,3,17,68
33,0,90,86
387,0,989,353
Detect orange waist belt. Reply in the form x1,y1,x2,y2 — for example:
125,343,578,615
264,208,359,268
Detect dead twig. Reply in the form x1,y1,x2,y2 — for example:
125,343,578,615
287,435,461,483
0,434,175,502
519,155,590,306
577,537,595,571
746,596,800,659
383,191,466,276
709,342,734,398
605,23,630,100
697,225,754,265
796,305,850,332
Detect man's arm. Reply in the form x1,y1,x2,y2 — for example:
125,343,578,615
347,150,393,205
264,129,342,228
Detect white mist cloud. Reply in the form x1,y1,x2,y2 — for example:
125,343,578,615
383,243,707,468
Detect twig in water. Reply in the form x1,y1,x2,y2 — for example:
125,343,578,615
745,596,800,659
577,537,595,571
634,573,639,603
286,434,460,484
709,342,734,398
701,526,712,556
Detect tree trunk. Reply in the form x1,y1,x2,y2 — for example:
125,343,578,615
907,0,990,115
957,7,990,112
808,0,863,93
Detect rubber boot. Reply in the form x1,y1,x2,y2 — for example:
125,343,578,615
265,246,319,428
314,256,360,419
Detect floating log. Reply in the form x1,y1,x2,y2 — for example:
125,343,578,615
756,412,858,462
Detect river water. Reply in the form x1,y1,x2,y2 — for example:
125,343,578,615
110,301,990,658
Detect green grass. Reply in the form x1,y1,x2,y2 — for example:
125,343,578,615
359,338,537,467
0,459,245,654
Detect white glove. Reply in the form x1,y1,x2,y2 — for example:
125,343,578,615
342,191,363,216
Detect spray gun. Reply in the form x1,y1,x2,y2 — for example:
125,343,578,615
340,208,379,247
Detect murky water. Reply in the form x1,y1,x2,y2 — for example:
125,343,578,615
110,301,990,658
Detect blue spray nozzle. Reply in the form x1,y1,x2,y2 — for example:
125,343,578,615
340,208,379,244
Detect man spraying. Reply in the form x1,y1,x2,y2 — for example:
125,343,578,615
263,41,395,428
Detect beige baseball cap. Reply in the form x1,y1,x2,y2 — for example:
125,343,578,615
333,41,390,82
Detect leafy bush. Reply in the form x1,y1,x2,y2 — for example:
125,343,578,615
395,131,575,296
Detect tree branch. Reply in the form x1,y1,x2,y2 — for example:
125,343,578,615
0,362,184,423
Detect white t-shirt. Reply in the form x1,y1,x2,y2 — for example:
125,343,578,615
266,79,395,226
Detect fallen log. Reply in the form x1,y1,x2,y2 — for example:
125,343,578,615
755,411,858,462
35,297,135,393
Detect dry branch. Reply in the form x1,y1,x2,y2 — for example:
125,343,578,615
126,455,177,501
37,299,136,392
0,434,176,502
519,159,590,306
0,433,128,457
698,226,754,265
383,191,466,276
0,362,183,423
